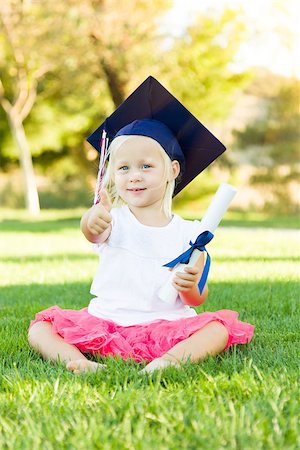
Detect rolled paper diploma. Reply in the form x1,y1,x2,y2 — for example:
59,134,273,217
158,182,238,304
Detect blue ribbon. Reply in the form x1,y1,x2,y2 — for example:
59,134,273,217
163,230,214,295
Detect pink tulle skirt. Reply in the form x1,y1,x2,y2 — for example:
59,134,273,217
29,306,254,362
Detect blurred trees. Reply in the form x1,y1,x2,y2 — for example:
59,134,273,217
0,1,50,214
2,1,296,215
0,1,95,214
82,0,172,107
165,8,249,123
233,75,300,213
0,0,172,213
166,8,250,209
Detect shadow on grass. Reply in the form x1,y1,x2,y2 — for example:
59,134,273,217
2,254,299,264
1,214,299,234
1,279,298,316
218,218,299,229
214,255,299,263
0,216,81,233
1,254,96,263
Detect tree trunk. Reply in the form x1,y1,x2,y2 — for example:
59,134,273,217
7,114,40,216
101,59,126,107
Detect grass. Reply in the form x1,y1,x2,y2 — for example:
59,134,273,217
0,209,299,450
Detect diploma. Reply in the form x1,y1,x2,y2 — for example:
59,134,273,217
158,183,237,304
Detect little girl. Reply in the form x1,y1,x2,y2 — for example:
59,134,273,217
28,78,254,374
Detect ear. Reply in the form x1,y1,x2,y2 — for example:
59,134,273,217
171,160,180,180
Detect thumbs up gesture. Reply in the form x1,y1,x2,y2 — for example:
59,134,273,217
84,190,113,238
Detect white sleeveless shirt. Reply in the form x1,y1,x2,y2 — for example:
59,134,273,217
88,205,201,326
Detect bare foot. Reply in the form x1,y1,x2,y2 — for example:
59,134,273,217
140,357,180,374
66,359,106,374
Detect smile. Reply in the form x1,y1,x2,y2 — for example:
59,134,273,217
127,188,146,192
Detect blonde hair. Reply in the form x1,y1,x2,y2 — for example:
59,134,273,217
102,135,177,219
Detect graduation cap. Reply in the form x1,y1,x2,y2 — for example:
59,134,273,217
87,76,226,196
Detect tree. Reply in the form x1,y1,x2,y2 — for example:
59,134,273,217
233,75,300,213
77,0,172,108
162,8,250,208
0,1,48,214
0,1,89,214
163,8,250,123
0,0,172,213
0,1,253,213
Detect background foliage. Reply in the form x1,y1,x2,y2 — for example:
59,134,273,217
0,0,299,215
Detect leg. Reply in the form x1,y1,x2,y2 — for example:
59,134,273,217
142,321,228,373
28,321,106,374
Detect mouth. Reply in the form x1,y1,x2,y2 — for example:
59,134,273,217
127,188,146,192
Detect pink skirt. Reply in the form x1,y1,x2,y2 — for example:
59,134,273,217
29,306,254,362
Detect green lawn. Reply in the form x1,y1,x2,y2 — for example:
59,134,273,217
0,210,299,450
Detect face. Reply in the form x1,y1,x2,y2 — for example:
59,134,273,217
112,136,178,211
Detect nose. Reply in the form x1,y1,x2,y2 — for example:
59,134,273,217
129,169,142,182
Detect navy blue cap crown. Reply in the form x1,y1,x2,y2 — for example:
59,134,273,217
115,118,185,172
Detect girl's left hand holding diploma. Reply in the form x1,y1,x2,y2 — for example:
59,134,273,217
173,252,208,306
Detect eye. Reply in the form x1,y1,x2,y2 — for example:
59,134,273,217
142,164,151,169
118,165,129,171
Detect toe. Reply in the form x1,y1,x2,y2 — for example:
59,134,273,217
66,361,76,371
90,362,107,372
67,359,107,374
140,357,179,374
66,359,86,372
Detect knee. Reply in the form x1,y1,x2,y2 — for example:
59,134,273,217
28,321,52,347
210,321,229,347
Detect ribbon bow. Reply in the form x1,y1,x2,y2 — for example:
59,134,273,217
163,230,214,295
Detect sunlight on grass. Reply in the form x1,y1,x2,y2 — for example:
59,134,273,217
0,209,299,449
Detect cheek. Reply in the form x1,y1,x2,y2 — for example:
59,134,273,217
152,169,166,186
114,174,124,186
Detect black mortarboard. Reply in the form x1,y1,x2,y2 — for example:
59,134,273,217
87,76,226,195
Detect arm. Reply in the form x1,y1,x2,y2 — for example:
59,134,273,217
172,252,208,306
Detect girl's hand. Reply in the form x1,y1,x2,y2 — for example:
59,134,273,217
172,266,200,292
86,190,112,236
